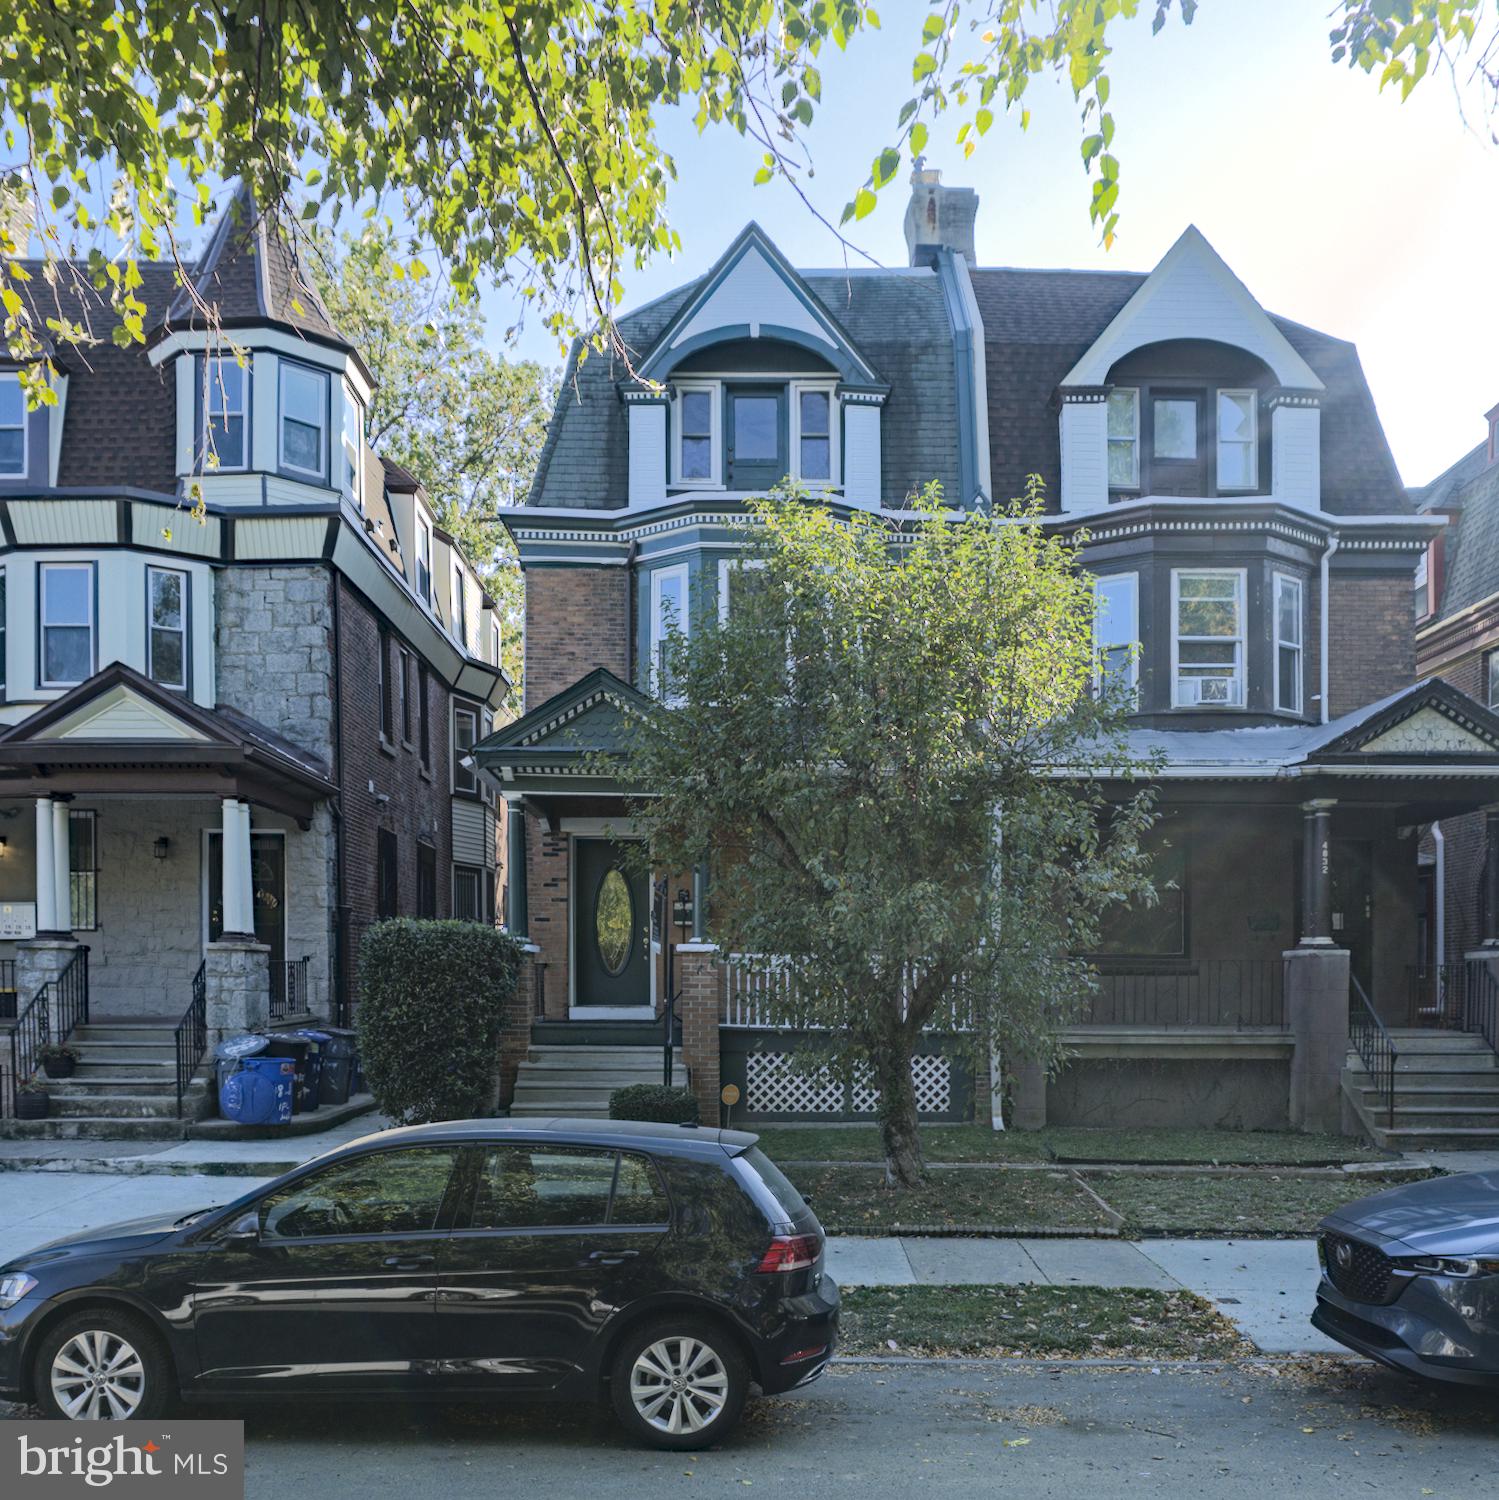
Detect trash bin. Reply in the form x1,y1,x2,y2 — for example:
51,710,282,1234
219,1055,295,1125
294,1029,331,1111
214,1034,270,1110
262,1033,313,1114
316,1027,358,1107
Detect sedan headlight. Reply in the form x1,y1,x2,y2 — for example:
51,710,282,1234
0,1273,37,1308
1399,1256,1499,1279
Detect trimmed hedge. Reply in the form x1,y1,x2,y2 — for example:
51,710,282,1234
610,1083,700,1124
356,919,523,1125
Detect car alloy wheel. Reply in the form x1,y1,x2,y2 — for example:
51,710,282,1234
629,1335,731,1436
49,1329,148,1420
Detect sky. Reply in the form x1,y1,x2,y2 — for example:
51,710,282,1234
483,0,1499,489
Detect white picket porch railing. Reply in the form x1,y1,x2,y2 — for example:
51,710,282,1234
721,956,971,1032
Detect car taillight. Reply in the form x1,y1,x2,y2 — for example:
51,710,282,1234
756,1233,821,1273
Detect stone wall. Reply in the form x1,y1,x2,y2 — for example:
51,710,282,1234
1044,1056,1293,1130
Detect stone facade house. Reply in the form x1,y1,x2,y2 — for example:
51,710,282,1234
478,171,1499,1147
0,194,508,1131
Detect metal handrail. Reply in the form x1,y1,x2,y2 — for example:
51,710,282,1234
174,961,208,1118
270,955,312,1022
6,948,89,1117
1348,972,1398,1127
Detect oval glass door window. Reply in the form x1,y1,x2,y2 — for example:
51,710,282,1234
595,868,634,976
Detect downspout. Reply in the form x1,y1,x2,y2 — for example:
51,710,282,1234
330,565,348,1025
1433,823,1446,973
1319,534,1339,724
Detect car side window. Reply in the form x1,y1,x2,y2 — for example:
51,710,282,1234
611,1152,671,1225
470,1145,624,1230
258,1147,459,1240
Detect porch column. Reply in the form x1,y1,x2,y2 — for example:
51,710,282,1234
692,861,709,944
1300,799,1335,945
51,799,71,934
1484,807,1499,945
506,802,529,939
33,796,58,935
220,798,255,940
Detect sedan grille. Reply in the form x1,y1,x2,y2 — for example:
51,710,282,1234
1321,1232,1401,1306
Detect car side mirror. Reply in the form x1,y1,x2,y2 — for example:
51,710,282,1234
218,1211,261,1245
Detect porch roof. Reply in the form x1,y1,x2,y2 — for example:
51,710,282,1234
0,664,336,824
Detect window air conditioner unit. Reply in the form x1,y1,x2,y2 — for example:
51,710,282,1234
1178,676,1236,706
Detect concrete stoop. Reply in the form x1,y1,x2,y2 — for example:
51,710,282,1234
1343,1029,1499,1150
509,1045,689,1118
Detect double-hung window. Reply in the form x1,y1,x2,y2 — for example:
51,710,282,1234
279,362,329,480
418,664,431,768
797,389,832,482
650,563,689,703
1093,573,1139,694
678,388,714,483
202,357,246,470
490,617,501,667
453,705,478,794
1106,389,1139,488
451,562,466,642
378,627,394,743
453,866,483,923
0,372,26,477
1274,574,1304,715
39,563,94,687
342,384,364,505
147,566,189,690
416,518,432,603
68,809,97,931
1217,390,1258,489
399,649,415,744
1172,570,1244,708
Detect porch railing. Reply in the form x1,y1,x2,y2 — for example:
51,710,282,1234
1406,962,1499,1064
722,957,971,1032
270,955,313,1022
1085,959,1286,1029
6,947,89,1118
1349,972,1398,1127
174,961,208,1118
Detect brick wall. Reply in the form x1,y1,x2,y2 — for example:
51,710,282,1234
336,574,453,1010
523,566,630,711
527,819,570,1019
1327,571,1417,718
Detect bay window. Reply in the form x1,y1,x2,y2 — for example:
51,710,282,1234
279,361,329,480
202,357,246,470
1274,573,1304,715
1217,390,1258,489
1172,569,1244,708
1093,573,1139,693
147,566,189,690
39,562,95,687
1107,389,1139,487
650,563,689,702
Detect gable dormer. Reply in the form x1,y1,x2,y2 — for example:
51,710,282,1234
1058,228,1325,515
622,225,887,509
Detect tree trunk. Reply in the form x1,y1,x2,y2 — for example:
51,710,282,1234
875,1043,925,1188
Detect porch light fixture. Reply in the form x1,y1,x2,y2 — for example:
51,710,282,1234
0,837,7,854
672,887,694,938
153,837,170,861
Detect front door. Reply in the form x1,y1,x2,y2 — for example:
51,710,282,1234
191,1145,462,1393
574,838,649,1007
1330,839,1374,999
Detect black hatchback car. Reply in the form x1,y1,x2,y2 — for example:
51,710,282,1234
0,1118,839,1448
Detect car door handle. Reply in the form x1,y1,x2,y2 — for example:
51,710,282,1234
586,1250,640,1266
383,1254,435,1271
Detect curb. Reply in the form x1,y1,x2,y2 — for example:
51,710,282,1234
830,1353,1365,1368
823,1223,1120,1238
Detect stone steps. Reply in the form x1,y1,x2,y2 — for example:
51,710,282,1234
510,1044,690,1119
1344,1029,1499,1148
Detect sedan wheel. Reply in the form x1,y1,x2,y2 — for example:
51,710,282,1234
610,1319,748,1450
34,1311,169,1421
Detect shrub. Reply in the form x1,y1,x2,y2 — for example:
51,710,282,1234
610,1082,700,1124
356,919,523,1125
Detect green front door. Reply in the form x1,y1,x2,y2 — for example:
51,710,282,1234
574,839,649,1007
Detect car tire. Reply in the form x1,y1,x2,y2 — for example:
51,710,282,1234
609,1317,749,1450
32,1308,172,1421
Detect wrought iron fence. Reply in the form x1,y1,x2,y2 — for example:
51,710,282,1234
271,955,313,1022
6,947,88,1117
1085,958,1286,1028
1407,962,1499,1063
1349,972,1398,1127
174,961,208,1118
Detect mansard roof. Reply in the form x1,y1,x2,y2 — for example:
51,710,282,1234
1415,439,1499,620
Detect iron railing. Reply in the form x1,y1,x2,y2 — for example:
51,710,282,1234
6,948,88,1117
7,985,51,1113
0,957,17,1021
1349,972,1398,1127
270,955,312,1022
1404,963,1470,1029
50,948,89,1040
1085,959,1286,1029
174,961,208,1118
1465,959,1499,1060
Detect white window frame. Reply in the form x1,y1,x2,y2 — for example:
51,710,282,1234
490,616,501,667
672,382,721,488
1106,388,1139,489
200,356,247,471
39,561,96,689
453,703,479,795
0,372,26,478
650,562,690,702
278,360,330,481
451,560,466,642
1216,388,1259,491
1093,572,1140,694
1171,568,1246,710
717,556,767,625
146,564,190,692
1273,573,1304,716
342,381,364,507
416,515,433,603
790,381,839,488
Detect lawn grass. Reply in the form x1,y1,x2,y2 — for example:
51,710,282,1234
752,1122,1387,1167
792,1165,1113,1233
839,1284,1246,1359
1087,1169,1399,1236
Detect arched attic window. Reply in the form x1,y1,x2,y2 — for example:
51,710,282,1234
668,337,840,491
1104,340,1276,498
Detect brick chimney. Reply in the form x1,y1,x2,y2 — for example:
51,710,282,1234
903,163,978,266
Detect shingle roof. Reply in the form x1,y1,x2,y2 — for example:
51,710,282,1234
1419,441,1499,619
527,268,959,509
969,267,1408,515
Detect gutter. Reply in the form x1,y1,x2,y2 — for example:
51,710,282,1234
1320,534,1339,724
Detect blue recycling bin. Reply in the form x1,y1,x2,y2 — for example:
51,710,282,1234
214,1034,270,1105
219,1055,295,1125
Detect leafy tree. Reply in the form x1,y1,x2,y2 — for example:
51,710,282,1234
618,489,1157,1187
309,230,554,684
